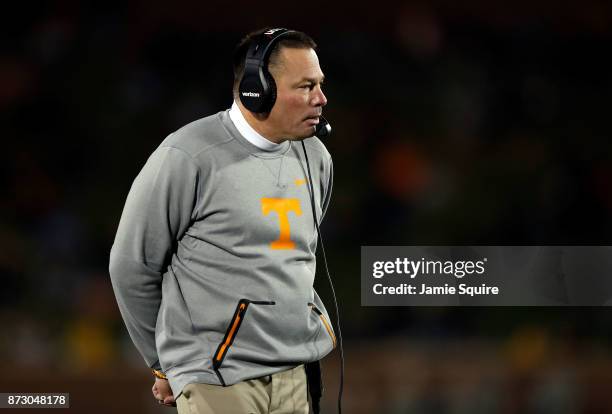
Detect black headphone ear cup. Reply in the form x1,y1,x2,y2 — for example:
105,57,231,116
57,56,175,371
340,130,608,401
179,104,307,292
263,70,277,112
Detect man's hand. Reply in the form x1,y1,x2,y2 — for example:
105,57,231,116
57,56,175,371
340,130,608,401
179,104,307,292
152,378,176,407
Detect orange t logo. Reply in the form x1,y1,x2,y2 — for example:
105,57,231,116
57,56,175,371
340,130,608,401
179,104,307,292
261,198,302,249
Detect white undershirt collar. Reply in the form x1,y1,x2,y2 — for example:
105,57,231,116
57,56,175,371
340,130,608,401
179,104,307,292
229,101,280,151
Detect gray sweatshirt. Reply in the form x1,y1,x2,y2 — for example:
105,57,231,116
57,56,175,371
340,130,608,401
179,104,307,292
109,109,335,396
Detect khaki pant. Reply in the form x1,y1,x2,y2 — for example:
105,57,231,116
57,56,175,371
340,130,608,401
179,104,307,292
176,365,308,414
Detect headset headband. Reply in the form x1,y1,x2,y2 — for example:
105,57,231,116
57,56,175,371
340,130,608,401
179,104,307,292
245,28,296,68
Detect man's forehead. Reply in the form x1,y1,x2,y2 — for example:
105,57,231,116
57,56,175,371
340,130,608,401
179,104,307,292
273,47,324,79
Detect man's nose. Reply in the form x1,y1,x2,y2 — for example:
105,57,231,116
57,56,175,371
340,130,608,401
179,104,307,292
311,86,327,107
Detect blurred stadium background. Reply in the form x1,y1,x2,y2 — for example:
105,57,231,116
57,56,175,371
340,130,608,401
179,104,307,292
3,1,612,413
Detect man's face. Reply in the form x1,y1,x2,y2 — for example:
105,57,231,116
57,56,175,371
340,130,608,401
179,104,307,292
267,47,327,140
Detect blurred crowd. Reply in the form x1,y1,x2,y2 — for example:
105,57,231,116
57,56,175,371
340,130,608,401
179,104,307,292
2,1,612,412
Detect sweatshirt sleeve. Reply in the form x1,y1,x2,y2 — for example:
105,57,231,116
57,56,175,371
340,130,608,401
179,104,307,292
109,145,200,370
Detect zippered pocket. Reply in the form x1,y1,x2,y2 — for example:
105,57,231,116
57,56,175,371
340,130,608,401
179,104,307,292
308,302,337,348
212,299,275,386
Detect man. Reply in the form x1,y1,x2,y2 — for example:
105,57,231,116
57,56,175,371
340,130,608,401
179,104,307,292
109,28,335,414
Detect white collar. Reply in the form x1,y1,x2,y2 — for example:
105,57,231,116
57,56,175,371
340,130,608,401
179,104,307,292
229,101,280,151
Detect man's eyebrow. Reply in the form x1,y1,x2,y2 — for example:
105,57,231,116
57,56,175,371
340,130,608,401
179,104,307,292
297,76,325,84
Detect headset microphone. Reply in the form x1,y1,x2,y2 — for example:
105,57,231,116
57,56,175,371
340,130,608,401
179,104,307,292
314,116,332,138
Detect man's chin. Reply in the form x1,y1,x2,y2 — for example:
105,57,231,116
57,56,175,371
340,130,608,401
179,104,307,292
287,126,317,141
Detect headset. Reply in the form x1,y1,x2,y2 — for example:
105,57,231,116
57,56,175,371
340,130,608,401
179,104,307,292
238,28,331,138
238,28,342,413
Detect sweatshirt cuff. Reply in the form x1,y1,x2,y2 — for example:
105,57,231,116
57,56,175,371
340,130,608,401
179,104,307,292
150,360,162,371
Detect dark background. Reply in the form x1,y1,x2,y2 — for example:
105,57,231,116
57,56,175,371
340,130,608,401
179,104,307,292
3,1,612,413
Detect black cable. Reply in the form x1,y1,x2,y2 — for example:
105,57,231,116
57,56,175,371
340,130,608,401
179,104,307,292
301,140,344,414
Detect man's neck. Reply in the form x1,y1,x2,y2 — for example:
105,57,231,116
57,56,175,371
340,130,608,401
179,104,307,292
235,101,285,144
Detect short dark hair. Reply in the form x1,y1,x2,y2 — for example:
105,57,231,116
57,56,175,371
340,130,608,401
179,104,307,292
232,28,317,95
